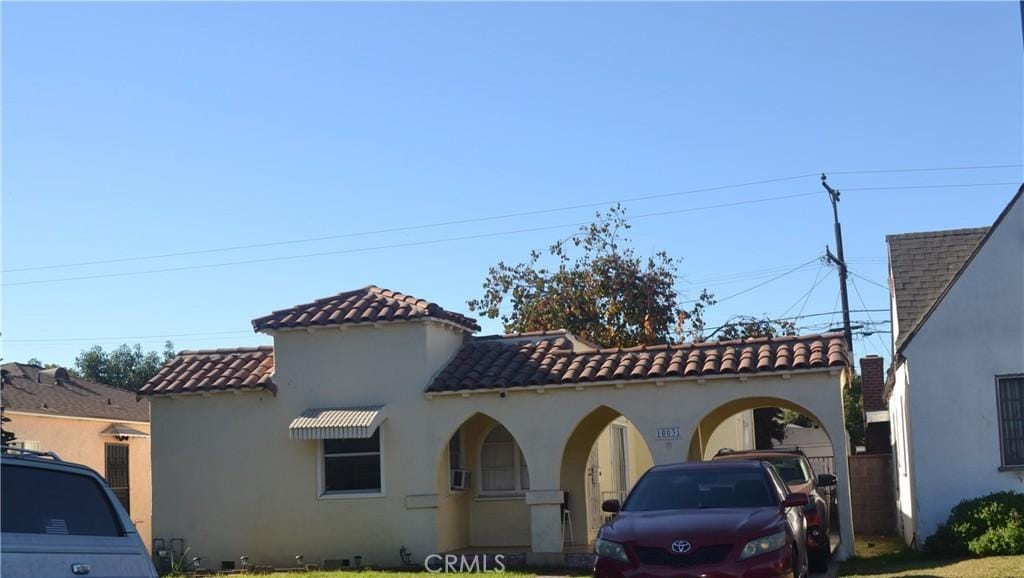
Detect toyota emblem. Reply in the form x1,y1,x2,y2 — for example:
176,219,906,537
671,540,692,554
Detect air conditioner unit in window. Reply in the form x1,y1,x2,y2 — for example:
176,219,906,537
450,469,472,490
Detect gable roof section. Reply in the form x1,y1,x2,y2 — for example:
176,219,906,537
428,333,847,393
138,346,275,396
1,363,149,422
893,184,1024,354
887,227,988,351
252,286,480,333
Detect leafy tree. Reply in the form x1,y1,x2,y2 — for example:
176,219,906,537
753,408,787,449
74,341,176,391
468,205,791,347
844,374,865,449
779,408,817,428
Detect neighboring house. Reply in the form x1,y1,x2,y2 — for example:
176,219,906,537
1,362,153,548
886,185,1024,547
140,285,856,568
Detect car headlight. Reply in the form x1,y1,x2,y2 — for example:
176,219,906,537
738,531,787,560
594,538,630,563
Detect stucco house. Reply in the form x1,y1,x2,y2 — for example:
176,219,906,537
1,362,153,548
885,185,1024,547
141,286,856,569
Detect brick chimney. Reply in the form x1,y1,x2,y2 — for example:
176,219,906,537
859,355,886,412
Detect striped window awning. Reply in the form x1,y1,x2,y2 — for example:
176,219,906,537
99,424,150,438
288,405,386,440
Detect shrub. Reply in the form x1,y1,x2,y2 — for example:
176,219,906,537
924,491,1024,557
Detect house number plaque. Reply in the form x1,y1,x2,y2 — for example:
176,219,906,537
655,426,681,440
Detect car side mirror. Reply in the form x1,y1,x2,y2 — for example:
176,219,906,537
602,499,621,513
817,474,837,487
782,492,809,509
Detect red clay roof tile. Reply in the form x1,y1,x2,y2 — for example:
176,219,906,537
427,333,848,392
252,286,479,333
138,346,275,396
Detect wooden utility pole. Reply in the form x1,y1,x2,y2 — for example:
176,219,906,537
822,174,853,354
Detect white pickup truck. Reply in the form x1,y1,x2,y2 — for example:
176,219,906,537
1,446,158,578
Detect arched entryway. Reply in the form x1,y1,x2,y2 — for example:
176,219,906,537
559,406,654,548
434,413,532,553
686,397,851,560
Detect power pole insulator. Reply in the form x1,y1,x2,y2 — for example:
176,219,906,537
822,174,854,357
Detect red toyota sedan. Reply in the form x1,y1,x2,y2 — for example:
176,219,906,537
593,461,809,578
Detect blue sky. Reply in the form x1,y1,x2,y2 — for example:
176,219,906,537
2,2,1021,369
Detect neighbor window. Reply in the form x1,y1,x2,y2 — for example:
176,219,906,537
480,425,529,494
322,429,382,494
997,376,1024,467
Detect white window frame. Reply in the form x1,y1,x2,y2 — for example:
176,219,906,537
316,428,386,500
996,374,1024,470
478,423,529,497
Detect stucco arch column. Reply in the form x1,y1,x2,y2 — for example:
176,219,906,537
512,418,573,557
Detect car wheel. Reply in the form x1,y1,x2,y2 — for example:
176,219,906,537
808,542,830,573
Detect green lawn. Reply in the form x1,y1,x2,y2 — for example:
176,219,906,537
839,535,1024,578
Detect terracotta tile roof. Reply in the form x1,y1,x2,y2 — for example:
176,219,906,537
252,286,480,333
476,329,605,350
1,363,149,422
427,333,848,393
887,227,988,350
138,346,275,396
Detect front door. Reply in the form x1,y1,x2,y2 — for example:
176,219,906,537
586,445,602,540
104,444,130,514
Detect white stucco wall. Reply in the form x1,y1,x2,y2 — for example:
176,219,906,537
899,194,1024,543
150,319,856,567
701,410,755,459
888,363,915,545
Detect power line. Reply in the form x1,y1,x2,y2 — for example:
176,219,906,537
850,276,891,356
778,262,829,318
849,270,888,290
827,163,1022,176
843,181,1018,192
683,258,821,304
699,308,889,335
5,168,1020,275
3,190,824,287
2,173,819,274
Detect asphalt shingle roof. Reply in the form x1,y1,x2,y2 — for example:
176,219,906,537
252,286,480,333
887,227,988,350
1,363,149,422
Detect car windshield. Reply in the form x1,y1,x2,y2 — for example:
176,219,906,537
761,456,812,484
623,468,777,511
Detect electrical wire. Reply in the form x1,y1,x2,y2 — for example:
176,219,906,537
2,173,820,274
849,270,888,290
5,168,1020,275
778,260,827,317
826,163,1022,176
682,258,821,304
4,190,823,287
850,276,891,356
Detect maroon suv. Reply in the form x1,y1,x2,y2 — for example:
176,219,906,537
712,448,836,572
594,461,808,578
